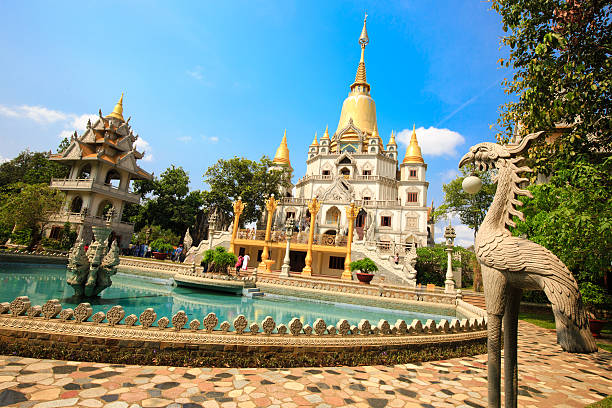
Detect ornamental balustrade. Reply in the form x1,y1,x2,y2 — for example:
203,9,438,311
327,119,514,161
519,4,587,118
235,229,348,248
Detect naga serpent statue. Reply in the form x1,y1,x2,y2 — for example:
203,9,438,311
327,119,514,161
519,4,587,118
458,131,597,408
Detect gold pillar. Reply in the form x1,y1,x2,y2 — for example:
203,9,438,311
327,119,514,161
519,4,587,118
302,197,321,277
258,195,278,272
229,198,245,254
342,202,360,280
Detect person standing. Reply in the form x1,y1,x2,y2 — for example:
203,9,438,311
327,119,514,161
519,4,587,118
235,255,243,276
242,253,250,271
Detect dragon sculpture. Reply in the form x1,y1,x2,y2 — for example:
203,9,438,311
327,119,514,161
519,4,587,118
67,226,120,297
458,131,597,408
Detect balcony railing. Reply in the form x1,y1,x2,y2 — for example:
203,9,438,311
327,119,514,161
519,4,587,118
277,197,403,208
236,229,348,248
51,212,134,227
50,178,141,203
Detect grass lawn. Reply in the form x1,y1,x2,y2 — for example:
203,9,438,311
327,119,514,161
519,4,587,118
519,310,612,352
587,396,612,408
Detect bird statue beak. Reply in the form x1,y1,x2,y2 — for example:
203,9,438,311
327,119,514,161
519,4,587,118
459,152,473,168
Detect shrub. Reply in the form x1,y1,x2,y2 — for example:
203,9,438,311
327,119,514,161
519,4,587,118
350,258,378,274
580,282,612,317
41,237,62,250
11,228,32,246
202,246,237,274
150,238,173,253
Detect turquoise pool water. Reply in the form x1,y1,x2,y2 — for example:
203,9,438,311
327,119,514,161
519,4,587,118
0,263,454,328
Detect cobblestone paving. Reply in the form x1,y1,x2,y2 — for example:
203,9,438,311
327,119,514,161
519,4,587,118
0,322,609,408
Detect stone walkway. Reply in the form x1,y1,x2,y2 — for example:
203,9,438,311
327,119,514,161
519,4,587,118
0,322,609,408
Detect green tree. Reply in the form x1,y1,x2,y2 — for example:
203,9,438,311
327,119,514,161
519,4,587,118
0,150,69,188
0,183,64,247
439,168,496,237
493,0,612,290
127,166,202,238
415,245,466,287
349,258,379,274
202,156,290,229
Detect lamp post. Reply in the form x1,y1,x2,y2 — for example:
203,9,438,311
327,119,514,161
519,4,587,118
258,194,277,273
444,222,457,293
280,217,295,277
301,197,321,276
342,201,360,280
229,197,245,254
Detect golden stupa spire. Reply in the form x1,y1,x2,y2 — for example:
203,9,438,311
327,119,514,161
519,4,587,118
322,125,330,140
311,132,319,146
106,93,125,121
388,130,396,145
351,13,369,91
273,129,291,167
403,124,424,164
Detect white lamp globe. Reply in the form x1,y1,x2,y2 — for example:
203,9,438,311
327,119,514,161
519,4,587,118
462,175,483,194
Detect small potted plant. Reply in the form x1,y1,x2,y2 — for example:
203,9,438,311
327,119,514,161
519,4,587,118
150,239,173,260
580,282,611,338
350,258,378,284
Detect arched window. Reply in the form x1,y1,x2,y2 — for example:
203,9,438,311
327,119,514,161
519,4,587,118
105,170,121,188
70,196,83,213
325,207,341,225
340,167,350,176
78,164,91,179
97,200,114,217
339,157,352,164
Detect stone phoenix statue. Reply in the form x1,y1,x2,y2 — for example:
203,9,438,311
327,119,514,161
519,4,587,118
458,131,597,408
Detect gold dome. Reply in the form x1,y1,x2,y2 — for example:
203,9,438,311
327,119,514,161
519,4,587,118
403,125,424,164
106,93,125,121
273,129,291,167
335,14,378,140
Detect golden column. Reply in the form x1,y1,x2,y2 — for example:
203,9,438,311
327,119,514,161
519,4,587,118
301,197,321,277
229,197,245,254
342,201,360,280
258,194,278,272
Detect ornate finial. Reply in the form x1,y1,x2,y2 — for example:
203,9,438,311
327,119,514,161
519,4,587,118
273,129,291,167
322,125,330,140
403,124,424,164
359,13,369,47
106,93,125,121
388,130,396,145
311,132,319,146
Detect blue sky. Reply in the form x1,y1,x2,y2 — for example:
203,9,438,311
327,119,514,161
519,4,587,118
0,1,510,246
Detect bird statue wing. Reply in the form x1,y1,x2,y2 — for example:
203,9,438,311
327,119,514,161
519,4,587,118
476,233,587,328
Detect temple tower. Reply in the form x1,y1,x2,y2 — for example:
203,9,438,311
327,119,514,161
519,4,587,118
48,94,153,248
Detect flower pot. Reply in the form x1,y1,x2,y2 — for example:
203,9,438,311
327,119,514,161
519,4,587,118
589,318,607,338
355,272,374,284
152,252,168,260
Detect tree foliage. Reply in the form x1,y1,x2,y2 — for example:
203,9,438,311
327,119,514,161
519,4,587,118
0,150,69,188
416,245,476,287
439,167,496,237
0,183,64,247
350,258,378,274
493,0,612,289
202,156,290,229
127,166,202,238
201,246,237,274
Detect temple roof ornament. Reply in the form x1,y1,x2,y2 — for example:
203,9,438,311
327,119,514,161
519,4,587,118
321,125,330,140
273,129,291,168
388,130,397,146
403,124,424,164
106,93,125,121
334,14,378,147
310,132,319,146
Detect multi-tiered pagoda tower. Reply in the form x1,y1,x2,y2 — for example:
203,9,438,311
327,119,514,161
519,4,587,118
48,95,152,248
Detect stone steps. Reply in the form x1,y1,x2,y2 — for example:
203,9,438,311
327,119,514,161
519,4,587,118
243,287,264,298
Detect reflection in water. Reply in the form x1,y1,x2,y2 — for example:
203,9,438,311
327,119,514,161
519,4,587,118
0,263,455,328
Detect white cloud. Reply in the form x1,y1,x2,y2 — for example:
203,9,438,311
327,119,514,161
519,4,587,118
202,135,219,143
434,214,475,248
440,168,459,182
58,130,74,140
0,155,9,163
0,104,68,123
177,136,193,143
397,126,465,157
187,66,204,81
134,137,153,162
71,113,98,131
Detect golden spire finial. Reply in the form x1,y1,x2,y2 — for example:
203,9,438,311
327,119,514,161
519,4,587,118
273,129,291,167
106,93,125,121
311,132,319,146
322,125,330,140
351,14,369,91
403,124,424,164
388,130,396,145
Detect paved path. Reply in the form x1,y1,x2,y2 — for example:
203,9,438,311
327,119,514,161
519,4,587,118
0,322,609,408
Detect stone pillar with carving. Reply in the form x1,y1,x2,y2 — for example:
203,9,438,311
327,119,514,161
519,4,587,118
444,223,456,293
258,195,277,273
208,209,218,250
342,201,360,280
280,217,295,277
301,197,321,277
229,197,245,254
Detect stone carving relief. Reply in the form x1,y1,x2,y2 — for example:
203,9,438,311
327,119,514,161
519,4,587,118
320,176,354,202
